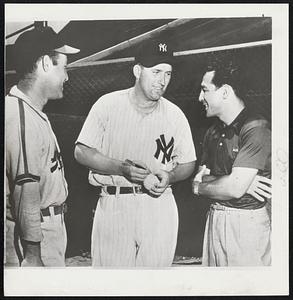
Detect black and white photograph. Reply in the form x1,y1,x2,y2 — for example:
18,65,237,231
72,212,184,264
4,3,288,296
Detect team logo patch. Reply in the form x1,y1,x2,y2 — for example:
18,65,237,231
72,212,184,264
154,134,174,164
158,43,167,52
51,150,64,173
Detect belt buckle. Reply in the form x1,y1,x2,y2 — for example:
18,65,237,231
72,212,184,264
137,185,142,193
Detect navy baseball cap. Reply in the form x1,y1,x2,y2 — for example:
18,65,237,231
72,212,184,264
14,26,80,60
135,38,173,68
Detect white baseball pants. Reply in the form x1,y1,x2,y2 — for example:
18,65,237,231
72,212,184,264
91,192,178,267
202,203,271,266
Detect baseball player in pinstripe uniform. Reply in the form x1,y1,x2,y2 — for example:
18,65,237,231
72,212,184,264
75,39,196,267
5,26,79,267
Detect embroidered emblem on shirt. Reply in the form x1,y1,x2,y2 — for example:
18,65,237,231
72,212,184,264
154,134,174,164
51,150,64,173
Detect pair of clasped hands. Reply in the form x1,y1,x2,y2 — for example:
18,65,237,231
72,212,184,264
122,159,168,196
192,165,272,202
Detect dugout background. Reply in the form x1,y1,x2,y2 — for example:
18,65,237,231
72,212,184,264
5,18,271,258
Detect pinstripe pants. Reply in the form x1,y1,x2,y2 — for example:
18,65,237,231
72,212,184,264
91,191,178,267
202,203,271,266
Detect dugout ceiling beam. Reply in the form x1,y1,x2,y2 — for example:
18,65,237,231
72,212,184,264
67,17,271,69
67,18,194,68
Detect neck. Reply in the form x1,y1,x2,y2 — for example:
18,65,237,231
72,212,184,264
17,79,48,111
131,85,159,114
219,98,245,126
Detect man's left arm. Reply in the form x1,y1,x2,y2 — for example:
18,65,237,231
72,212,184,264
194,167,257,200
194,119,271,201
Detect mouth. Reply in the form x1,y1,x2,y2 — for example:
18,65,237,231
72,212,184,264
202,101,209,111
154,87,164,92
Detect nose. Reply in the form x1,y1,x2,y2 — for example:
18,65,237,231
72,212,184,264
158,74,166,86
198,90,204,102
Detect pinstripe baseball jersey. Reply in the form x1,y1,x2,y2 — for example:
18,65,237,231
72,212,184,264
76,87,196,188
5,86,68,242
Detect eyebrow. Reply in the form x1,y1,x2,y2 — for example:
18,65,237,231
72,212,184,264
152,68,172,73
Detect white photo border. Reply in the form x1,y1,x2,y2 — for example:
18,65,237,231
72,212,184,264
4,3,289,296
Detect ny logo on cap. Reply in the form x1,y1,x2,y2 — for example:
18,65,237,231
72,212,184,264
158,43,167,52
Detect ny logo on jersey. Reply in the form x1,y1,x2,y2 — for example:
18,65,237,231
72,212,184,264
154,134,174,164
51,150,64,173
158,43,167,52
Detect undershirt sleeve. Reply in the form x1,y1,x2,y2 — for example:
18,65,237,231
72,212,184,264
6,100,42,242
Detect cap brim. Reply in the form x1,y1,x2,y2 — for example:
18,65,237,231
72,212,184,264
54,45,80,54
138,55,173,68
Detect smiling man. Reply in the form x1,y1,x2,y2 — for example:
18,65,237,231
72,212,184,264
192,58,272,266
74,39,196,267
5,26,79,267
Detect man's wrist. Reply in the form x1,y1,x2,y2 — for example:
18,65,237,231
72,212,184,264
23,240,41,257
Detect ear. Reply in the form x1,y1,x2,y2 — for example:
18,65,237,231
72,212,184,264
222,84,232,100
41,55,53,72
133,64,142,79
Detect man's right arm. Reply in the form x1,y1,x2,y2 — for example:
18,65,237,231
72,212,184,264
74,143,150,183
6,100,43,266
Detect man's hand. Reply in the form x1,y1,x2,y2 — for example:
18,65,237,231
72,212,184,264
21,256,44,267
149,169,170,197
247,175,272,202
21,241,44,267
121,160,150,183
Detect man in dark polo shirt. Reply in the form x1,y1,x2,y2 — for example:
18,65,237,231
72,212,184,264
192,58,272,266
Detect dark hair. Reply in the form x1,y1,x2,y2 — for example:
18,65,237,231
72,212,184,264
205,56,246,99
15,50,60,81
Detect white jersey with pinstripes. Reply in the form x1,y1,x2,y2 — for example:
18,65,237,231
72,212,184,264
77,87,196,187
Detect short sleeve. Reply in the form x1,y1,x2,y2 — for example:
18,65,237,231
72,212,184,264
173,110,197,164
5,99,42,242
76,96,108,150
233,120,271,170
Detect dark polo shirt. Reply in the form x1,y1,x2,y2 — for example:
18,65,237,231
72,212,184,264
201,108,271,209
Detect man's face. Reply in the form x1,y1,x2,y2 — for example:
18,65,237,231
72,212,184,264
137,63,172,101
198,71,223,118
47,53,68,99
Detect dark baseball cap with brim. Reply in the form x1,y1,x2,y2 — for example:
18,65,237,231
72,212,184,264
135,39,173,68
14,26,80,60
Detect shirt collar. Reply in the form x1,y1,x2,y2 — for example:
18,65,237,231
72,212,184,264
217,107,248,137
8,85,48,121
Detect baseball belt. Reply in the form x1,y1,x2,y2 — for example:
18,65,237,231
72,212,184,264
41,202,67,218
97,185,147,195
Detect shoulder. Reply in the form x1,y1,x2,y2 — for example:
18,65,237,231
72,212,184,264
160,97,187,120
5,94,20,122
241,112,271,133
93,88,130,109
